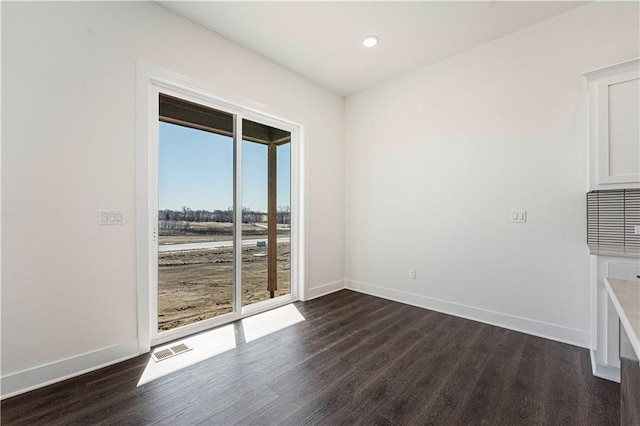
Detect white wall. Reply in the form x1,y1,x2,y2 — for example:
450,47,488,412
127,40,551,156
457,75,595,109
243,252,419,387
345,2,639,346
1,1,344,394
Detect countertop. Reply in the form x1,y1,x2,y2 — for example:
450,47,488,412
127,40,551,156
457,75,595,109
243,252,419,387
604,277,640,360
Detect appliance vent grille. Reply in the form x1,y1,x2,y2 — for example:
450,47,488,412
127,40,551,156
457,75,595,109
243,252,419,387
587,189,640,251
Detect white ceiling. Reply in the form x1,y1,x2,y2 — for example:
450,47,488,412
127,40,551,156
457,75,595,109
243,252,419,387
158,1,586,97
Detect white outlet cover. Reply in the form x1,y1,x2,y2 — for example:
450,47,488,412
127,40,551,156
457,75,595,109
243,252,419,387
98,209,125,225
511,210,527,223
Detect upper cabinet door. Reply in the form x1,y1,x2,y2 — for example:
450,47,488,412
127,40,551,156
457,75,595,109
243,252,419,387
584,59,640,189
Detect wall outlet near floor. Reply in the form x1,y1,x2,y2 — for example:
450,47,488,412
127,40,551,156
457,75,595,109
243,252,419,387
409,268,416,280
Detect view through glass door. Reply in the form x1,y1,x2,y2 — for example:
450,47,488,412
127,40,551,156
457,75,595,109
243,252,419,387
157,94,235,332
242,119,291,308
154,92,294,341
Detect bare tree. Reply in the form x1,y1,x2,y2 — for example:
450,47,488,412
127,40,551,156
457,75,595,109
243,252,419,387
277,205,290,224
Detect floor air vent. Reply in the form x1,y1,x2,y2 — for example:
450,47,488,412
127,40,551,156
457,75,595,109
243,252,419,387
152,343,192,362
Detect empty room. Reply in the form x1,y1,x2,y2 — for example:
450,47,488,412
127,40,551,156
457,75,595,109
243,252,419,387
2,1,639,424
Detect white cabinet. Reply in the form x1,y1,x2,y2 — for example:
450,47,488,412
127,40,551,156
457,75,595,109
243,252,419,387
584,59,640,189
585,59,640,382
590,256,640,382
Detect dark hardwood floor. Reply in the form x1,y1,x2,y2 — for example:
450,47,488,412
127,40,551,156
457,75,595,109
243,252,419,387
1,290,620,425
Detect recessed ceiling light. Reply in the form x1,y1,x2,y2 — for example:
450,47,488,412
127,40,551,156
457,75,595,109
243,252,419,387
363,36,379,48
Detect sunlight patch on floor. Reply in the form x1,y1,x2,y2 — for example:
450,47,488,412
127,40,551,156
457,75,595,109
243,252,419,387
137,304,305,386
137,324,236,386
240,304,305,343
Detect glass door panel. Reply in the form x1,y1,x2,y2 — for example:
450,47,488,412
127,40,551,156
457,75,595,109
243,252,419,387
241,119,291,307
157,94,235,332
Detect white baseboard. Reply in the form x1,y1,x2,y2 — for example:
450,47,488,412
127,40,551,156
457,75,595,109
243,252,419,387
346,279,591,349
1,279,344,400
590,349,620,382
1,340,140,400
1,279,599,399
306,279,345,300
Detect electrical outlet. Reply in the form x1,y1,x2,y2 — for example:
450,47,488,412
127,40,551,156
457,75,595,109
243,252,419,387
409,269,416,280
634,225,640,235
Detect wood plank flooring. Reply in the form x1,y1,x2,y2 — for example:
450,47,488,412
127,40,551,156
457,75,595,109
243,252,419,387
1,290,620,425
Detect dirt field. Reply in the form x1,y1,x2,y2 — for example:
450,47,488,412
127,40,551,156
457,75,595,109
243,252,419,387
158,242,291,331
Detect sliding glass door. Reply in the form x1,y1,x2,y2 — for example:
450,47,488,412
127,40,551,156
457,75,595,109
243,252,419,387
150,89,297,345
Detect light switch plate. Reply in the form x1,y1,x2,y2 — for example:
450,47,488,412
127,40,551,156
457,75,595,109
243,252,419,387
511,210,527,223
98,209,125,225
